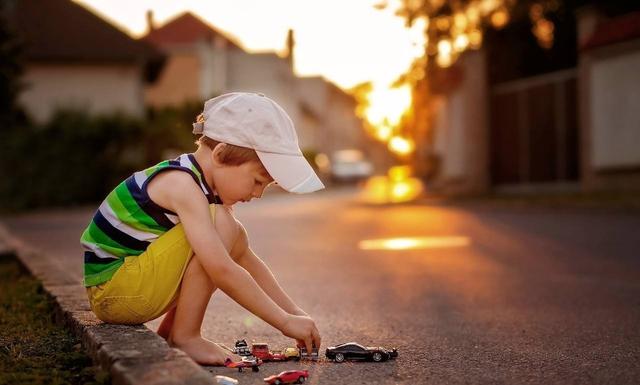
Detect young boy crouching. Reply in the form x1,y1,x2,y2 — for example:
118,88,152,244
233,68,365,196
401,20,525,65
81,92,323,365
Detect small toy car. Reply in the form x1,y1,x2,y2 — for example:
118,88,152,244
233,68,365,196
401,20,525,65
252,343,288,362
214,375,239,385
233,339,252,357
278,346,317,361
325,342,398,362
283,347,300,360
264,370,309,384
299,346,319,361
224,356,263,372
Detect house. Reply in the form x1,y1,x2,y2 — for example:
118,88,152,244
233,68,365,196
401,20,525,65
4,0,164,123
141,11,373,162
420,2,640,195
578,8,640,191
296,77,370,151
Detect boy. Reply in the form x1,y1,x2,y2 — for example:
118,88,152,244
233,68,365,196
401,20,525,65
81,92,323,365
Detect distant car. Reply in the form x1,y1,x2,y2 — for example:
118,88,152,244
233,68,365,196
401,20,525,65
325,342,398,362
328,149,374,183
224,356,263,372
263,370,309,384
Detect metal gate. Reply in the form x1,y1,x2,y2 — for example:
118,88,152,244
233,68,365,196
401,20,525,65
489,69,579,187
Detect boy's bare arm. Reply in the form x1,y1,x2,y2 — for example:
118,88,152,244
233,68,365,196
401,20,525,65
149,171,321,352
160,173,290,328
231,222,307,317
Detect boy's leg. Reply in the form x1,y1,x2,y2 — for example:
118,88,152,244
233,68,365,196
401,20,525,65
166,254,239,365
157,306,176,340
170,253,216,341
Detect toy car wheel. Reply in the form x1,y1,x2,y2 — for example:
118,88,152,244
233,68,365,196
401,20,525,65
298,376,306,383
335,353,345,362
372,352,383,362
274,380,282,385
252,366,259,372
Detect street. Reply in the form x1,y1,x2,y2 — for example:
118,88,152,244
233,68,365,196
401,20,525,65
3,187,640,384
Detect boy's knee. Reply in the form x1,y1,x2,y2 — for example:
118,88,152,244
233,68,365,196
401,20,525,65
213,206,241,255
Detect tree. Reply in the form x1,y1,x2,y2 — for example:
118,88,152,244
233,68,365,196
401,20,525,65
0,3,25,128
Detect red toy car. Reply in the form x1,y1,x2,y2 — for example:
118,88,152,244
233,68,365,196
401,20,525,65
263,370,309,384
224,356,263,372
252,343,288,362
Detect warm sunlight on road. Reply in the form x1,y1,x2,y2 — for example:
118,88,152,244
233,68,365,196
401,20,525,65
360,165,424,204
358,236,471,250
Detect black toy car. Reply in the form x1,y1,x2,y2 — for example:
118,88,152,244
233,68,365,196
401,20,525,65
299,346,319,361
234,339,252,357
325,342,398,362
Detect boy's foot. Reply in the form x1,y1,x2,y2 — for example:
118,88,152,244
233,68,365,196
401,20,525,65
168,336,241,366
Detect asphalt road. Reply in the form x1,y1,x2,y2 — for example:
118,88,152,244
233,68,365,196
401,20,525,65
3,187,640,384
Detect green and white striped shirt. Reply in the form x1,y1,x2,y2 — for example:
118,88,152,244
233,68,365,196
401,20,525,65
80,153,221,287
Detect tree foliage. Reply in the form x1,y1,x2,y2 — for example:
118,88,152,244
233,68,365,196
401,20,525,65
0,5,25,128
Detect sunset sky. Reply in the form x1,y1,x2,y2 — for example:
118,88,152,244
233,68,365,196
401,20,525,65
72,0,424,91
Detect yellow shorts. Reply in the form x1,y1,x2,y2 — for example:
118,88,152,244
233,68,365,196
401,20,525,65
86,205,216,325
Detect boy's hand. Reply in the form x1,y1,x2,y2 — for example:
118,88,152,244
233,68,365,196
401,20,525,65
280,314,321,354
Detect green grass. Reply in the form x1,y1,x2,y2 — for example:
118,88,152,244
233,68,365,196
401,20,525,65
0,256,109,385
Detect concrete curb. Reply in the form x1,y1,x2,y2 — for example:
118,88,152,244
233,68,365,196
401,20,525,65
0,223,214,385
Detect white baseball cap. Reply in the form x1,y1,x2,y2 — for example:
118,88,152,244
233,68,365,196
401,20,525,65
192,92,325,193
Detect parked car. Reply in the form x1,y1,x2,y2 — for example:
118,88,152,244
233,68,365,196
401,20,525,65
325,342,398,362
328,149,374,183
263,370,309,384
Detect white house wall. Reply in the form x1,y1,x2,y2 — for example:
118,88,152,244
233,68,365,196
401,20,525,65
325,88,364,154
145,50,201,107
432,51,489,193
198,38,229,98
20,64,145,123
296,77,330,152
296,76,366,155
226,51,306,147
589,50,640,169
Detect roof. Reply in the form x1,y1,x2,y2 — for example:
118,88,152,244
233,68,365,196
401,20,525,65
582,11,640,51
142,11,244,51
3,0,165,82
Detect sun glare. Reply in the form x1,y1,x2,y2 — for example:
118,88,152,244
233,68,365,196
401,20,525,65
363,83,412,129
388,136,415,155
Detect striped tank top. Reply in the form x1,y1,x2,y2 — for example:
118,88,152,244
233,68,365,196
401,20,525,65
80,153,222,287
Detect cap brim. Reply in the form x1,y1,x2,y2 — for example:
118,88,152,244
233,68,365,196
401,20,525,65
256,151,325,193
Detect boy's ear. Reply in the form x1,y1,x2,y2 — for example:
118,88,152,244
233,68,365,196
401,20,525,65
211,143,227,165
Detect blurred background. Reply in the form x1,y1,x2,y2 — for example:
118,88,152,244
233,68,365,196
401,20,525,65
1,0,639,210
